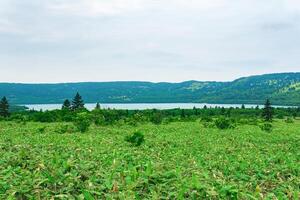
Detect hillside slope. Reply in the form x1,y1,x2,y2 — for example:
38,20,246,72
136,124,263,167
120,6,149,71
0,73,299,105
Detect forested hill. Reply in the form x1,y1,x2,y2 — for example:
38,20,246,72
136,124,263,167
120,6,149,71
0,72,300,106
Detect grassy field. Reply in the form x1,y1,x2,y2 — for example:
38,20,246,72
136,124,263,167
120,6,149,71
0,120,299,199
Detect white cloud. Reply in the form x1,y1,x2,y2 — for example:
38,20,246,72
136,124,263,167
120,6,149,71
46,0,227,17
284,0,300,11
0,19,24,34
47,0,146,17
0,0,300,82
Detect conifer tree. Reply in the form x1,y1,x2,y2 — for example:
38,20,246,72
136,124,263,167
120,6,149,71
241,104,245,109
71,92,85,110
62,99,71,110
0,96,9,117
221,107,226,115
95,102,101,110
262,99,273,122
181,109,185,118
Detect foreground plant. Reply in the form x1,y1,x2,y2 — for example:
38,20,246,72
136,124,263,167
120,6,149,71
74,112,91,133
214,117,235,130
260,123,273,132
125,131,145,146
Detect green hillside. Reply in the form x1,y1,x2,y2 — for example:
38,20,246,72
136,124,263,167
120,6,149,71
0,73,299,106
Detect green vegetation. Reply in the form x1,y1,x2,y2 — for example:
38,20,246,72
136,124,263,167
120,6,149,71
214,117,235,130
74,113,91,133
0,119,299,199
1,72,300,105
125,131,145,147
95,103,101,110
285,117,294,123
71,92,85,111
0,96,9,118
0,94,299,198
262,99,273,122
259,123,273,133
62,99,71,110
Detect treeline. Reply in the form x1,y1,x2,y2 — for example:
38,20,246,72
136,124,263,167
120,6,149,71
1,73,300,106
0,93,299,125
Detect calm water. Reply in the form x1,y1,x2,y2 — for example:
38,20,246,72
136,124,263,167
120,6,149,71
22,103,291,111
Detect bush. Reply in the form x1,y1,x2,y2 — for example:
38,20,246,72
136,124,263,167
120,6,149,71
38,126,46,133
277,114,284,119
260,123,273,132
126,118,138,126
116,119,126,126
150,113,163,125
94,115,105,126
55,124,75,134
202,122,215,128
201,116,213,122
236,118,258,126
92,110,105,126
125,132,145,146
74,113,91,133
181,116,197,122
247,118,259,126
214,117,234,129
285,117,294,123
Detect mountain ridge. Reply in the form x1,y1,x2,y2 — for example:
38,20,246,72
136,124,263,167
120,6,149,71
1,72,298,85
0,72,300,106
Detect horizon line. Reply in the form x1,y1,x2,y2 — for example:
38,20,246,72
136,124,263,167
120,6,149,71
0,72,299,85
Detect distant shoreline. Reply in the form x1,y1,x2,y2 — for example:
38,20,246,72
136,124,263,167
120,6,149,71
22,103,296,111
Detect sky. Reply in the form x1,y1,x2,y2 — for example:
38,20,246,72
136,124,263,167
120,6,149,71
0,0,300,83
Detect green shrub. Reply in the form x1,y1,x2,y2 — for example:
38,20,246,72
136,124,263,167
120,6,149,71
125,132,145,146
164,116,180,123
247,118,259,126
201,116,213,122
92,110,105,126
94,115,105,126
285,117,294,123
126,118,138,126
236,118,258,126
150,113,163,125
38,126,46,133
214,117,234,129
181,116,197,122
203,122,215,128
277,114,284,119
55,124,75,134
116,119,126,126
74,113,91,133
260,123,273,132
133,113,145,122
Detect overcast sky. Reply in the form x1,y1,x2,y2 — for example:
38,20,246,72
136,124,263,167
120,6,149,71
0,0,300,83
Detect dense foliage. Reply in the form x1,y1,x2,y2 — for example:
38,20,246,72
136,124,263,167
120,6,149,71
62,99,71,110
71,93,85,111
0,119,299,199
0,93,299,198
1,72,300,105
262,99,273,122
3,104,300,126
125,132,145,146
0,96,9,117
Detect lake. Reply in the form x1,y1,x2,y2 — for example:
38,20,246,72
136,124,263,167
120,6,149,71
22,103,292,111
